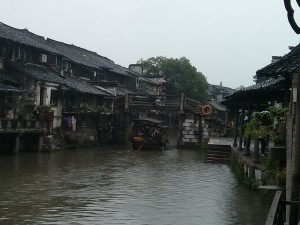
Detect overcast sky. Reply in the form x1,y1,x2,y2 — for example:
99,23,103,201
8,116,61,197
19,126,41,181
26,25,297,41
2,0,300,88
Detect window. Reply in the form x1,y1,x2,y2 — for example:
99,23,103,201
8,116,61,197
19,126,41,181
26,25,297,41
61,59,68,72
12,45,20,59
50,89,59,106
40,87,45,105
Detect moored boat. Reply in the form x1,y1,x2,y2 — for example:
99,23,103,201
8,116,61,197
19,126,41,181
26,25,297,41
130,118,168,151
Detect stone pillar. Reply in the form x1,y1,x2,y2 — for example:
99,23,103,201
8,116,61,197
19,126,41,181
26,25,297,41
238,104,245,151
233,105,239,147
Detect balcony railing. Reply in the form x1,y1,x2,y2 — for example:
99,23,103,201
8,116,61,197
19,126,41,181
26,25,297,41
0,118,53,133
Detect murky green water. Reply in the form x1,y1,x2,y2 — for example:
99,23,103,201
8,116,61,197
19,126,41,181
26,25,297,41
0,146,269,225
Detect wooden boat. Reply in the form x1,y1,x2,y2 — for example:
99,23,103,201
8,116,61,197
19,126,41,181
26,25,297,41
130,118,168,151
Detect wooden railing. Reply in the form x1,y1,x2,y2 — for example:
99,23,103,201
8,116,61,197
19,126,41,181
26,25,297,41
265,191,285,225
0,118,53,133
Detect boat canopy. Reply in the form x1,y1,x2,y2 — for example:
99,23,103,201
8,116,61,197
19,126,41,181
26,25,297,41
132,118,167,128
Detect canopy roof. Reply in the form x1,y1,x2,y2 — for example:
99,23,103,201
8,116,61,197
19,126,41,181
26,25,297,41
222,77,288,106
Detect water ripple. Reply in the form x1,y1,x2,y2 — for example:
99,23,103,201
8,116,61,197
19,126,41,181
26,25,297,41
0,148,269,225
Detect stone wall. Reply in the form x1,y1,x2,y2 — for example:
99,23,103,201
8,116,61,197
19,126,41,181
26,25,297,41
178,118,200,148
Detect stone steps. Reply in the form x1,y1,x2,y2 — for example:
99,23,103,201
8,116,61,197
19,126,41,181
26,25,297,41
206,144,231,164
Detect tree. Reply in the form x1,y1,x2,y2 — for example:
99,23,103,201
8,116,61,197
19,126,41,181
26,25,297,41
138,56,208,101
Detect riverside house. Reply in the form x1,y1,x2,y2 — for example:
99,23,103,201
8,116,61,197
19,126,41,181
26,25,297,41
0,22,140,151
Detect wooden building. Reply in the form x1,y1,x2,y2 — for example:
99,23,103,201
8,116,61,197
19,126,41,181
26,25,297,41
0,22,141,151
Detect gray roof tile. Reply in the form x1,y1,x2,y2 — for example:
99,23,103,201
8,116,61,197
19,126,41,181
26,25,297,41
0,22,132,76
10,61,111,96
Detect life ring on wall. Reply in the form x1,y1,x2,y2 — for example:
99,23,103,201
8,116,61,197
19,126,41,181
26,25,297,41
201,105,212,116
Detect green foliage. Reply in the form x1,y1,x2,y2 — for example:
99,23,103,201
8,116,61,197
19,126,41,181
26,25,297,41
276,168,286,187
229,153,245,182
244,106,287,142
36,105,53,113
262,152,277,185
267,106,287,122
138,56,208,101
200,137,210,153
267,106,287,146
229,153,260,189
79,103,109,113
244,177,260,189
244,111,274,139
262,152,286,187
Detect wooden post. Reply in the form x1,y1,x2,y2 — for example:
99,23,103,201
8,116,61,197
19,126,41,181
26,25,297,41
289,73,300,223
224,109,228,136
233,105,239,147
238,104,245,151
286,102,293,222
125,93,129,111
179,93,185,112
286,75,298,222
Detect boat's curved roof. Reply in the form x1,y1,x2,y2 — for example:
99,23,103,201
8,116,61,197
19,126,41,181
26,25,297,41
133,118,167,127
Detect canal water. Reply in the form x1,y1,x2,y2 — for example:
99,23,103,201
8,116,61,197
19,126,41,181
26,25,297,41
0,145,270,225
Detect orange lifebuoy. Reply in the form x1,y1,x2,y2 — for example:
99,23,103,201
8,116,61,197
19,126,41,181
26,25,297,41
201,105,212,116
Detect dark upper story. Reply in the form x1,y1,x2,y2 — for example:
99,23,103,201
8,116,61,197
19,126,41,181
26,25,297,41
0,22,139,91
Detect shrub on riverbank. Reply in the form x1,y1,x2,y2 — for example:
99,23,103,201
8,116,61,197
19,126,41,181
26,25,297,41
229,152,259,190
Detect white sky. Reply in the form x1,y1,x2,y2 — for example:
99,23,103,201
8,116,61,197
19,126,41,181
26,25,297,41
2,0,300,88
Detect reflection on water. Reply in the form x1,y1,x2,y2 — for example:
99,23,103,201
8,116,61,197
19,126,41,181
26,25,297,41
0,146,269,225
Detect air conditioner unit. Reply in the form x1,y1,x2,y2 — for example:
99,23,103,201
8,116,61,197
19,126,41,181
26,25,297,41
39,54,48,63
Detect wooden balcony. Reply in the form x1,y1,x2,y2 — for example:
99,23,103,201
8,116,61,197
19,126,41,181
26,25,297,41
0,118,53,134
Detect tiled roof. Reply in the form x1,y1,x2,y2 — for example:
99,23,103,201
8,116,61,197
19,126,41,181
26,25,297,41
11,61,65,84
0,69,20,85
210,100,226,112
46,39,114,70
207,84,235,96
225,77,285,98
64,75,111,96
0,22,133,77
116,86,136,96
256,44,299,78
0,22,57,54
9,61,112,96
0,83,26,93
222,77,287,104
